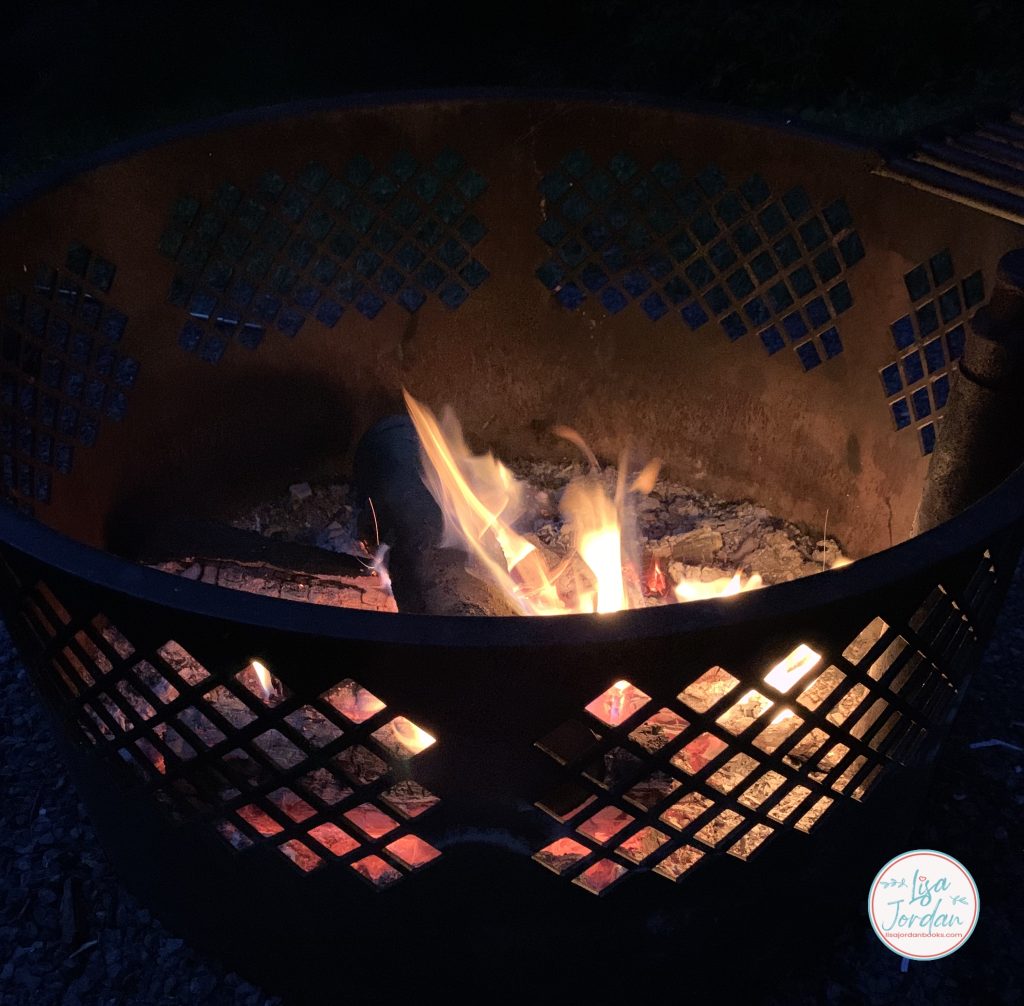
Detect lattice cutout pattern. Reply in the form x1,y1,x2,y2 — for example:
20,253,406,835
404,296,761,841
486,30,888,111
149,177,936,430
22,583,441,890
0,243,139,508
14,534,1014,899
159,151,490,362
532,580,990,894
534,152,866,371
881,249,985,455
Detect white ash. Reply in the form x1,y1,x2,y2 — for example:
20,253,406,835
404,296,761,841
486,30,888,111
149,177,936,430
228,462,846,601
507,458,848,593
229,483,367,560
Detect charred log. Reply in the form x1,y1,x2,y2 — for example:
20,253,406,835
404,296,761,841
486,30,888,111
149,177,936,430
354,416,519,616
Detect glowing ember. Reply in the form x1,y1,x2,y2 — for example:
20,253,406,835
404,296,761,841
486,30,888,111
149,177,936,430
403,389,781,615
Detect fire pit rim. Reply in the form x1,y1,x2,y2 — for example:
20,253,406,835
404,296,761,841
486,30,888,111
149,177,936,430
2,462,1021,649
2,87,1019,647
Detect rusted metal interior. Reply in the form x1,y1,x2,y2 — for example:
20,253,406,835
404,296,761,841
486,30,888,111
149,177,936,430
2,95,1024,1001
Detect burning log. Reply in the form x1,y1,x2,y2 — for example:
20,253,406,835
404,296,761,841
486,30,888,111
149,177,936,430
353,416,519,616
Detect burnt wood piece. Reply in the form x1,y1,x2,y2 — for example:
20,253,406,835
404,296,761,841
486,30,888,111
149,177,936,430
917,248,1024,533
151,557,396,612
354,415,519,616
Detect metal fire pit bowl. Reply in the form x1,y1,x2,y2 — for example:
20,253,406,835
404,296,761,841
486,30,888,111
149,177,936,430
1,94,1023,1001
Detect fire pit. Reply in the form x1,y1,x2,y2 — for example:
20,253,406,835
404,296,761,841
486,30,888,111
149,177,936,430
1,94,1023,999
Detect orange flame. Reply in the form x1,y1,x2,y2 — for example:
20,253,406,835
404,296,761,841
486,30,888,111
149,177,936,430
250,659,274,699
402,389,771,615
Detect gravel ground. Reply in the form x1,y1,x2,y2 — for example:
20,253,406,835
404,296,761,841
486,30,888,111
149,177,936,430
1,558,1022,1005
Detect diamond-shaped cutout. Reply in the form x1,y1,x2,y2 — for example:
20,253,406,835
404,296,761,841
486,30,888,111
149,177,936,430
826,682,870,726
175,705,225,748
616,826,670,864
278,840,321,872
717,690,774,734
629,708,689,752
660,791,715,832
308,822,360,857
160,725,196,762
653,844,704,881
236,659,286,706
842,617,888,664
352,854,403,889
794,796,834,832
299,768,353,806
670,732,729,774
73,633,111,675
371,715,436,758
737,770,788,810
679,666,739,712
284,706,343,747
157,640,208,686
251,730,305,770
750,706,804,750
797,665,846,710
385,834,441,870
344,803,399,840
584,680,652,726
767,785,813,822
787,726,832,766
572,859,627,895
379,780,440,819
534,837,592,875
321,678,386,723
334,744,389,786
267,787,316,823
762,644,821,694
728,823,775,860
853,764,884,801
236,803,283,837
202,685,257,729
833,755,869,793
216,820,253,851
135,738,166,774
866,637,907,681
64,648,96,688
577,806,635,844
130,659,179,704
695,809,745,847
707,753,759,793
624,771,681,811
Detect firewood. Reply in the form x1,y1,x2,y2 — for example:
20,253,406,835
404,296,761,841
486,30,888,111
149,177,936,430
354,416,519,616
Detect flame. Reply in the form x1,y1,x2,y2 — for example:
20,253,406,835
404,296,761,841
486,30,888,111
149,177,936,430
645,558,667,597
673,571,763,603
402,389,774,615
250,659,274,699
390,716,436,755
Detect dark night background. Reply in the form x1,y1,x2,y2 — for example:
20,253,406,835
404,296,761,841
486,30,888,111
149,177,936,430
1,2,1023,1004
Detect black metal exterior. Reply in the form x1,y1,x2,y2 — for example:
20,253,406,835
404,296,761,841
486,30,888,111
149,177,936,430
1,94,1024,1001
